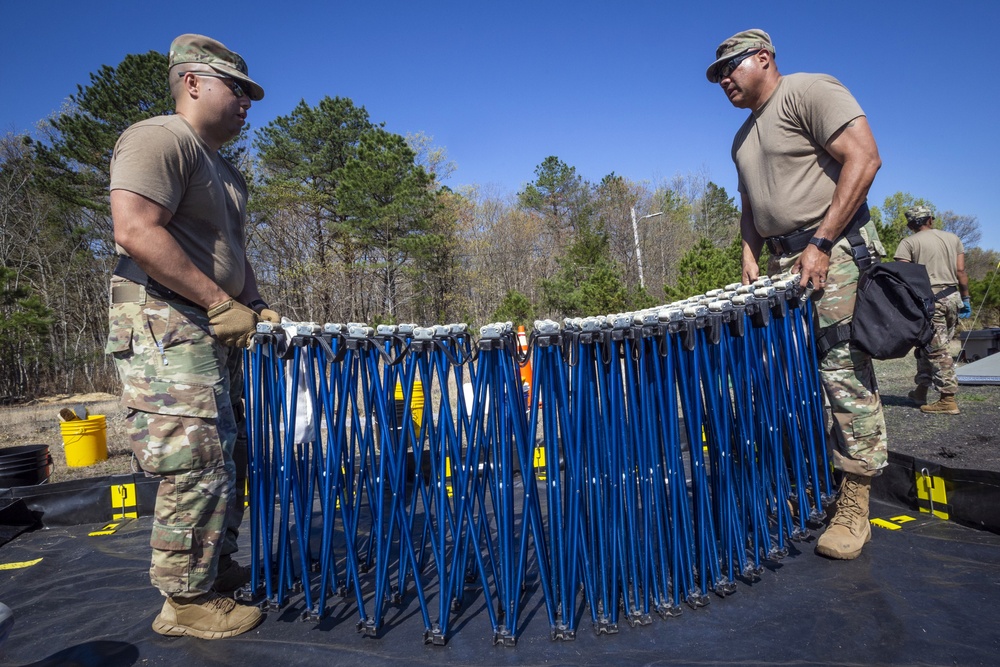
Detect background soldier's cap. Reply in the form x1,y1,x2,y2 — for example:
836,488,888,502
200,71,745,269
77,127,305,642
706,29,775,83
904,205,934,224
168,34,264,101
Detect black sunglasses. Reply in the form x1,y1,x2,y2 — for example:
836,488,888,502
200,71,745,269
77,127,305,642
716,49,763,81
180,71,248,99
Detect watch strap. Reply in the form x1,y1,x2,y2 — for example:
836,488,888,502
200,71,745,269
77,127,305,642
808,236,834,254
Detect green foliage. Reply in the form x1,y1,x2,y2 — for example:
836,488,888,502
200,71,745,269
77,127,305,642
664,237,743,300
410,188,468,323
965,247,1000,281
254,97,375,210
540,224,630,317
492,290,534,326
694,182,740,247
31,51,173,214
334,128,438,318
872,192,933,259
969,271,1000,327
0,264,54,396
518,156,592,238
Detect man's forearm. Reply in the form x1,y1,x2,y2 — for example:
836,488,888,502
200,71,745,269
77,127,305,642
814,159,877,242
120,225,228,309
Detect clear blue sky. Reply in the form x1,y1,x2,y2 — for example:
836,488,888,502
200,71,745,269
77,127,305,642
3,1,998,250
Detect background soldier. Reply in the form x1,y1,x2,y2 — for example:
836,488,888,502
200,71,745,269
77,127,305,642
896,205,970,414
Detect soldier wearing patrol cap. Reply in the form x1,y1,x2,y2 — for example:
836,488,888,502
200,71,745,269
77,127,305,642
107,34,277,638
708,29,887,560
896,205,970,414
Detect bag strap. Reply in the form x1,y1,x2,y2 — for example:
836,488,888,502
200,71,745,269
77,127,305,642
815,323,851,359
842,203,874,273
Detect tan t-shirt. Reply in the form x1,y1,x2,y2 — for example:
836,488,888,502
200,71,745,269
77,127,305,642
733,73,866,238
893,229,964,290
110,114,247,297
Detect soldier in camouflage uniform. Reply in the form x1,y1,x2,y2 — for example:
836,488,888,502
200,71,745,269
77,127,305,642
895,205,970,414
708,29,886,560
107,34,277,639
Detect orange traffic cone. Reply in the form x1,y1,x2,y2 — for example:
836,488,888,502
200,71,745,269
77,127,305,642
517,326,534,409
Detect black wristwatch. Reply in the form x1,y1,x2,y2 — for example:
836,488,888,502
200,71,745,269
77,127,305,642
808,236,834,254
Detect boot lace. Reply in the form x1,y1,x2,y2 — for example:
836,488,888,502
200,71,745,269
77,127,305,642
829,480,865,527
204,594,237,613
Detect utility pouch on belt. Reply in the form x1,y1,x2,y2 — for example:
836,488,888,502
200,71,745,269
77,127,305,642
112,256,200,309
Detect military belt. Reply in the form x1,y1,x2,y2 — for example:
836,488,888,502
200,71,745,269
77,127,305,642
765,203,870,257
112,256,201,309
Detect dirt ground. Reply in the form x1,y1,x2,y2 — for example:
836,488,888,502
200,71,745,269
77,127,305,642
0,392,133,483
875,349,1000,471
1,345,997,485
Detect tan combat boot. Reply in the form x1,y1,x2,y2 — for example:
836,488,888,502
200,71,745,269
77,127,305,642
907,385,928,406
152,591,263,639
920,393,960,415
816,473,872,560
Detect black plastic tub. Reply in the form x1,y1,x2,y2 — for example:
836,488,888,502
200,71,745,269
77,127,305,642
0,444,52,488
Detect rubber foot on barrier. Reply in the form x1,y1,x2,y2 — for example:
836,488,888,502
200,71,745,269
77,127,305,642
450,598,463,613
741,564,764,581
300,607,321,622
768,546,789,561
267,596,289,612
390,586,402,605
551,622,575,640
234,583,264,604
714,579,737,596
357,619,378,637
685,592,710,609
424,624,447,646
594,617,619,635
336,584,348,598
464,570,476,584
310,561,321,573
626,611,652,627
492,626,516,647
790,527,811,542
656,603,683,619
291,581,304,594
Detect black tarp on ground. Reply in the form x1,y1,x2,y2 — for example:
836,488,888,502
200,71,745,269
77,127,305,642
1,498,999,667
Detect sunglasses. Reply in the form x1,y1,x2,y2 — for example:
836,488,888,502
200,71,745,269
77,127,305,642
716,49,762,81
180,71,248,99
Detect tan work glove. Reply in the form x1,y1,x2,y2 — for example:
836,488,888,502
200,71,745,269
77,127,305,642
259,307,281,324
207,299,259,348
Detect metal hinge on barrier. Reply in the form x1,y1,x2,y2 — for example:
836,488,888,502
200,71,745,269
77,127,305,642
916,467,949,520
112,483,138,519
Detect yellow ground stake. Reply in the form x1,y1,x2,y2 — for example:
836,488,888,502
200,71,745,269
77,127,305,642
0,558,43,570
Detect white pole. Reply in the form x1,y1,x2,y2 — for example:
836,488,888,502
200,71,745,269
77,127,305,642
630,208,663,291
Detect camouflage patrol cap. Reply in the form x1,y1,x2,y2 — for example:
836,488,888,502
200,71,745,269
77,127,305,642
169,34,264,101
904,205,934,224
706,29,775,83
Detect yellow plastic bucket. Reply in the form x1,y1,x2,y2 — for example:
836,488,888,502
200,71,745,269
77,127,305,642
60,415,108,467
394,379,424,430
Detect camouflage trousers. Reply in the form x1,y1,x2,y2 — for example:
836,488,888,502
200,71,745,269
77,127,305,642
916,290,962,395
106,278,247,597
770,223,888,477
